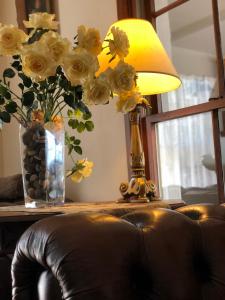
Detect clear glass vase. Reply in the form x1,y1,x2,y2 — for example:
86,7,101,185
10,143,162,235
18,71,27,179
20,121,65,208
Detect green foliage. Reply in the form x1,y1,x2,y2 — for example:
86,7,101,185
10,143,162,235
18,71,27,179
0,27,96,168
5,92,11,100
18,73,32,88
11,60,21,71
64,93,77,109
27,28,49,44
85,120,94,131
22,91,35,107
0,111,11,123
65,133,82,155
3,68,15,78
77,121,85,133
5,101,17,113
0,85,8,97
0,96,5,105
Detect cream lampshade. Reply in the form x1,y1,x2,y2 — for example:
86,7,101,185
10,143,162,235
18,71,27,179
98,18,181,95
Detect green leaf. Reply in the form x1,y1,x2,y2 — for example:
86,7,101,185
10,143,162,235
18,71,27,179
75,85,83,100
5,92,11,100
78,102,89,114
0,111,11,123
60,78,69,89
37,94,45,101
22,91,35,107
0,96,5,105
77,122,85,133
74,146,82,155
67,109,73,117
83,112,92,120
11,61,21,71
3,68,16,78
85,120,94,131
64,93,77,109
18,73,32,88
0,85,8,97
18,83,24,91
12,55,20,60
68,119,78,129
74,139,81,145
5,101,17,113
48,76,56,84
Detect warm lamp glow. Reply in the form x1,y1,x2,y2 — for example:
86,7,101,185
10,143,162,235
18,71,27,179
98,18,181,95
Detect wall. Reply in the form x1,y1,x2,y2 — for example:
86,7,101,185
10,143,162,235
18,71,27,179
0,0,128,202
0,1,21,177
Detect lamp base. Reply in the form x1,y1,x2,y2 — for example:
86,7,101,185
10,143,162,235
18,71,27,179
118,177,157,203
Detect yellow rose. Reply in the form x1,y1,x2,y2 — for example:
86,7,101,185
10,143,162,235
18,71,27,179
71,159,93,183
23,13,58,30
63,48,99,86
40,31,70,63
116,89,148,113
108,26,129,59
77,25,102,55
0,25,28,56
83,76,111,105
107,61,136,94
21,42,57,81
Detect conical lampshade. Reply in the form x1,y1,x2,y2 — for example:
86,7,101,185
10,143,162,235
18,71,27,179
98,18,181,95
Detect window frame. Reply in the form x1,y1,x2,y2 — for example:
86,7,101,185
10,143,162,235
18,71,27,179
117,0,225,203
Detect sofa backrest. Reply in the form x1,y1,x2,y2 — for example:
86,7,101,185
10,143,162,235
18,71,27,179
12,204,225,300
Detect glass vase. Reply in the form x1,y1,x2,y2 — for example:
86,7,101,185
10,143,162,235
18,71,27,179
20,121,65,208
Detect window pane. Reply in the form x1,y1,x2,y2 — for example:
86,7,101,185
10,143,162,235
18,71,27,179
157,112,218,204
156,0,218,112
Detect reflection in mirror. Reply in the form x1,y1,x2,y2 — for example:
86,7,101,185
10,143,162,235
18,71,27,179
157,112,218,204
156,0,218,112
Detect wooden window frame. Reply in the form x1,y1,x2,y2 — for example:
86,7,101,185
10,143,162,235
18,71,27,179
15,0,59,32
117,0,225,202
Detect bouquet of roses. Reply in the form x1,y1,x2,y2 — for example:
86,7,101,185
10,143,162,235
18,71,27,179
0,12,147,183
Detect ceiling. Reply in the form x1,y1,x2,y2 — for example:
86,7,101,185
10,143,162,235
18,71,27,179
167,0,225,56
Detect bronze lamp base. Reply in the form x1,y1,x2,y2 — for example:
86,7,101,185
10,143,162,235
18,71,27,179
119,105,157,203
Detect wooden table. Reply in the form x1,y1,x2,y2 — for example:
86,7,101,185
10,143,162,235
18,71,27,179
0,199,184,222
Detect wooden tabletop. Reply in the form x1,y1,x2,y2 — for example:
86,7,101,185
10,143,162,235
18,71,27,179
0,199,185,222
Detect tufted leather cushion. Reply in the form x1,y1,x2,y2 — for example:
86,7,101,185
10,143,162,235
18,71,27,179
12,204,225,300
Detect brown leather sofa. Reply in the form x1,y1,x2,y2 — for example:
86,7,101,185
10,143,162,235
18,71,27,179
11,204,225,300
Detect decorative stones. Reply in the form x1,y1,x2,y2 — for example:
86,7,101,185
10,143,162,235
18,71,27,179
20,122,65,208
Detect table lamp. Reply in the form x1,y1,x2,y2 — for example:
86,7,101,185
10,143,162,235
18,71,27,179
99,19,181,202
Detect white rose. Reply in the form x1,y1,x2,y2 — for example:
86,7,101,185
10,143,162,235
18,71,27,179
77,25,102,55
71,159,93,183
108,26,129,59
40,31,70,63
107,61,136,94
21,42,57,81
63,48,99,86
0,25,28,56
23,13,58,30
83,76,111,105
116,89,148,113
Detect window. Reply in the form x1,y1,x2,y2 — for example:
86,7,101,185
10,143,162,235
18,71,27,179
117,0,225,204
